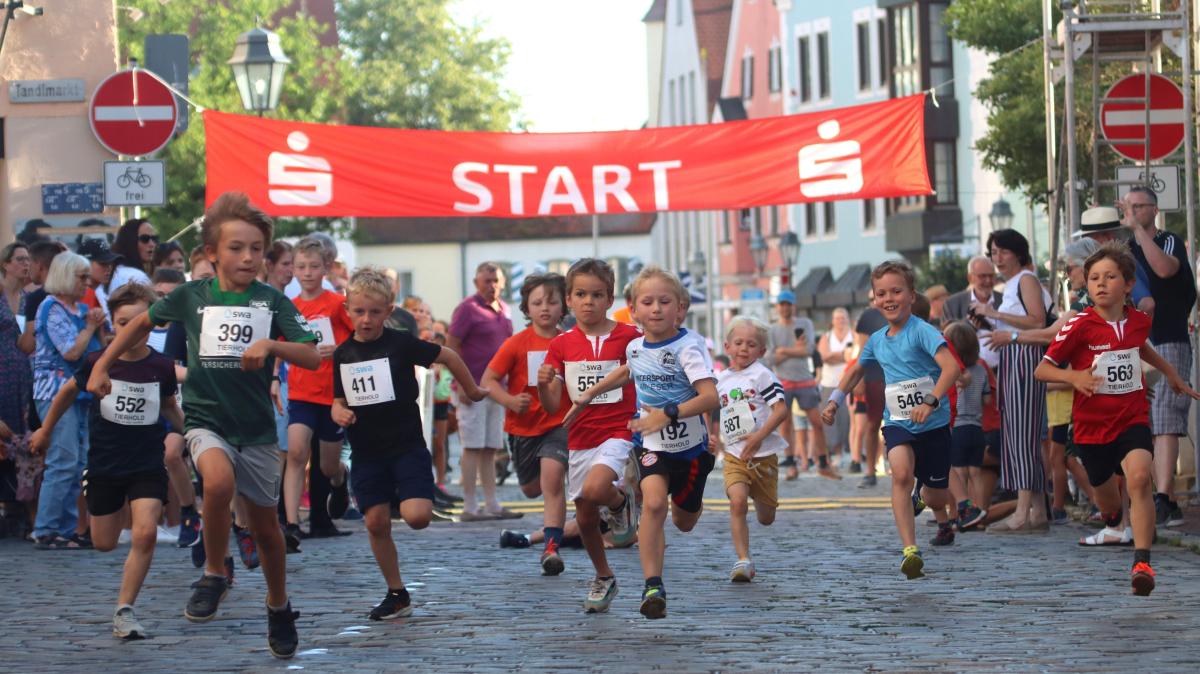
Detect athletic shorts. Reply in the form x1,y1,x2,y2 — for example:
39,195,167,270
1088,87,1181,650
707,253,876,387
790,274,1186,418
882,424,951,490
509,427,568,487
351,449,435,510
722,453,779,509
287,400,344,442
456,397,504,449
950,424,985,468
1050,423,1069,446
783,385,821,412
83,469,168,517
983,429,1002,459
186,428,281,507
433,402,450,421
1150,342,1193,436
864,380,885,423
853,398,868,414
1075,424,1153,488
567,438,633,502
635,447,715,514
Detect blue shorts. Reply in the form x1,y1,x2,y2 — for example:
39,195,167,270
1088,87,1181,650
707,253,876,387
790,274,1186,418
951,425,986,468
287,400,344,442
882,424,951,490
351,449,435,511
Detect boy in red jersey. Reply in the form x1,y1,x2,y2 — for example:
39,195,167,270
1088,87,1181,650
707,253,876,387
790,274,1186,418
537,259,639,613
1037,242,1199,596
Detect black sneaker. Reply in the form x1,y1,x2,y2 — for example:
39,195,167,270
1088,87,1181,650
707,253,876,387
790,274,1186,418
191,530,207,568
930,523,956,546
858,474,877,489
912,489,926,518
177,508,202,548
185,574,229,622
267,603,300,659
1166,501,1185,528
1154,495,1171,526
328,475,350,520
368,589,413,621
639,585,667,620
283,524,303,554
848,461,863,474
499,530,530,548
433,483,463,503
958,506,987,531
780,456,797,468
308,524,353,538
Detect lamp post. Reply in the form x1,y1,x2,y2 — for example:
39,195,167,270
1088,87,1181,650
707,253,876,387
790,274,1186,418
988,198,1014,231
749,233,768,276
777,230,801,288
227,26,291,116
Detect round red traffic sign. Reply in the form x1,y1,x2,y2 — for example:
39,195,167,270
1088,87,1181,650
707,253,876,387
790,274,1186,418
1100,73,1185,162
89,69,178,157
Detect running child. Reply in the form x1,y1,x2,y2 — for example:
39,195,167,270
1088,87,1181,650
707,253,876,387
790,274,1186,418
482,273,580,576
822,260,960,579
715,316,789,582
942,321,991,533
282,236,353,541
87,192,321,659
32,283,183,640
1037,242,1200,596
331,268,487,620
567,266,718,619
537,258,639,614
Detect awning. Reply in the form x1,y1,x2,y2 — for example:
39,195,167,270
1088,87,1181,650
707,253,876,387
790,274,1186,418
790,266,833,309
816,263,872,309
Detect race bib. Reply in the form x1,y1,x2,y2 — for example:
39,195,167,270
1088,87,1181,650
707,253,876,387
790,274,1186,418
100,380,160,426
308,316,335,346
340,358,396,406
885,376,935,421
720,400,755,444
564,360,622,404
643,414,706,453
1093,348,1142,395
526,350,547,386
199,306,272,358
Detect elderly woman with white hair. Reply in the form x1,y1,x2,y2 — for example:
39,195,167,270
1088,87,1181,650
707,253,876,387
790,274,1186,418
30,252,105,549
818,308,859,471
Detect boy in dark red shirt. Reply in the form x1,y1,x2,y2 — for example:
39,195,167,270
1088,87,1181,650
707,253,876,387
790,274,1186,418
1038,242,1199,596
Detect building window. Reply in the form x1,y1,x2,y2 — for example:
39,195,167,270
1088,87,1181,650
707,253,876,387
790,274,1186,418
723,212,732,243
823,202,836,236
687,71,696,124
668,79,677,125
933,141,957,205
739,208,756,231
891,3,920,96
544,258,571,276
928,2,953,89
768,44,782,93
741,53,754,100
856,22,871,92
394,270,414,300
797,36,811,102
877,17,888,87
863,199,877,232
804,203,818,238
769,205,779,235
816,31,831,99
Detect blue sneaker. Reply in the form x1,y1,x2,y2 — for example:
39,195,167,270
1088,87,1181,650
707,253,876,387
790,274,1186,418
912,489,926,518
234,526,259,570
639,584,667,619
191,530,206,568
341,507,364,521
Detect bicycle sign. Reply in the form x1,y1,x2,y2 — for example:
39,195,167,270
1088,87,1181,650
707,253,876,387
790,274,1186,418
1116,164,1180,212
103,160,166,207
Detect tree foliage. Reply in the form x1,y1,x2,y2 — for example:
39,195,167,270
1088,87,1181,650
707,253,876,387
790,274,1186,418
915,252,969,295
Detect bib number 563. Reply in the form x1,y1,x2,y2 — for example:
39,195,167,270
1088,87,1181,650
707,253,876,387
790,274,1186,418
1107,364,1135,383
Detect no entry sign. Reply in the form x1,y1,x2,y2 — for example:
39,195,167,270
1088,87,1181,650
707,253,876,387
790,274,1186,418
1100,73,1186,162
89,69,178,157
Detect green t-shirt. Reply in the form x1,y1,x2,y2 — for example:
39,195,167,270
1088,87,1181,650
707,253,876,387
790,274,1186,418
149,278,316,445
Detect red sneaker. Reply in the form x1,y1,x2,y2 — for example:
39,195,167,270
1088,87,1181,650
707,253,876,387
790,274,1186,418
1131,561,1156,596
540,539,564,576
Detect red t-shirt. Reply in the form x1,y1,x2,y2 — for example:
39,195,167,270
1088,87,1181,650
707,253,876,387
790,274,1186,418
981,363,1000,433
1044,307,1151,445
487,326,567,437
83,287,100,310
543,322,641,450
288,290,353,405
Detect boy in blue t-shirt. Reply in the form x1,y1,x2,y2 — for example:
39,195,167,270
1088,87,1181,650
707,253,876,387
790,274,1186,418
822,261,960,579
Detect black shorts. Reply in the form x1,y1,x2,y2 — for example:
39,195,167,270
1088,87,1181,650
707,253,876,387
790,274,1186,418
508,427,568,487
950,425,985,468
1050,423,1069,446
983,429,1002,459
1075,424,1153,488
635,448,715,513
433,402,450,421
287,400,344,442
881,425,951,490
351,449,435,511
83,469,168,517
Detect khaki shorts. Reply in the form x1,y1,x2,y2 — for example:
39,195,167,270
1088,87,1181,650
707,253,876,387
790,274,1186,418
186,428,282,507
722,453,779,509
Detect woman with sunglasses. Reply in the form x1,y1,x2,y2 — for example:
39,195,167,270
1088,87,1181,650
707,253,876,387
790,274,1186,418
98,219,156,315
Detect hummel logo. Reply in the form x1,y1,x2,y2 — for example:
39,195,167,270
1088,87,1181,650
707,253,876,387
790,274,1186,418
1088,344,1112,351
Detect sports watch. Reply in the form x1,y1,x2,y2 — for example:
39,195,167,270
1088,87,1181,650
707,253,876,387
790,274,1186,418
663,402,680,423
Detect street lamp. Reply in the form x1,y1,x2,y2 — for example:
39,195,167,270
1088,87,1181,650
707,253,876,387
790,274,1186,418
778,230,801,287
227,26,291,116
749,233,768,276
687,249,706,284
988,198,1014,231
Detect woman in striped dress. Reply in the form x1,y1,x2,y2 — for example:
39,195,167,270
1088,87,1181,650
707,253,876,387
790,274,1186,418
970,229,1051,532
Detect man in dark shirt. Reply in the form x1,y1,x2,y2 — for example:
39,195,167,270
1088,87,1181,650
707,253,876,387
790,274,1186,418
18,240,67,355
1120,186,1197,526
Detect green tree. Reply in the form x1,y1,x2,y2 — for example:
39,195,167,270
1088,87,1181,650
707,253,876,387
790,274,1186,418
915,251,969,295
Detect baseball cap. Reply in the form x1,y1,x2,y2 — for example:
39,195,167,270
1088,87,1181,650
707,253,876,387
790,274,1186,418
776,290,797,304
77,238,119,264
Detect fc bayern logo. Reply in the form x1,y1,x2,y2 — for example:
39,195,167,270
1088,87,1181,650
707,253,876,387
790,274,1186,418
640,452,658,467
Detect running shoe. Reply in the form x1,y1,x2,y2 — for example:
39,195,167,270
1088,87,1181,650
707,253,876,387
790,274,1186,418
730,559,756,583
112,606,147,640
780,456,796,468
858,474,877,489
434,483,463,503
191,530,206,568
1050,508,1070,525
541,539,565,576
930,523,955,547
900,545,925,579
958,506,987,531
235,526,260,569
369,589,413,620
1165,502,1185,528
583,576,618,613
185,574,229,622
817,462,842,480
177,508,202,548
1131,562,1156,596
341,506,364,521
499,530,530,549
639,584,667,619
328,468,351,519
608,482,638,547
848,461,863,474
267,603,300,659
283,523,303,554
912,490,926,518
1154,495,1171,526
224,556,235,587
307,524,353,538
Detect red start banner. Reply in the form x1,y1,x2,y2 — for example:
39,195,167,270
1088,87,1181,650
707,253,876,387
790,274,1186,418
204,95,931,218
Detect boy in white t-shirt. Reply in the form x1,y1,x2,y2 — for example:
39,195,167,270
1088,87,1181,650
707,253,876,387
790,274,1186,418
715,317,789,582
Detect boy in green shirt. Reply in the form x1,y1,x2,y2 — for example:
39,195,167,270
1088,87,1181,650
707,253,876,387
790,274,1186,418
87,192,320,659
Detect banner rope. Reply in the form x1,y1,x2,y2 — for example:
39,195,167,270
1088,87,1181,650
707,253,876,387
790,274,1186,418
924,34,1045,107
131,65,207,113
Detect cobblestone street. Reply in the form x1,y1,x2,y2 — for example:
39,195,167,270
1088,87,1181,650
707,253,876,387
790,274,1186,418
3,473,1199,673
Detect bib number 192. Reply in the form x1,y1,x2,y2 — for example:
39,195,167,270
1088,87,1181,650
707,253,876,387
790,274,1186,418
660,421,689,441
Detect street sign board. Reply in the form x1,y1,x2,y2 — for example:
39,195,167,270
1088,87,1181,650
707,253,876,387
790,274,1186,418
1116,164,1180,211
1100,73,1186,162
104,161,166,207
41,183,105,214
740,287,766,301
8,78,86,103
89,69,178,157
145,34,191,134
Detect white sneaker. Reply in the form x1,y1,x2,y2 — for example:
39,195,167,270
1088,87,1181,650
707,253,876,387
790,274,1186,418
156,525,179,545
117,529,132,545
730,559,756,582
607,482,637,544
112,606,147,640
583,576,618,613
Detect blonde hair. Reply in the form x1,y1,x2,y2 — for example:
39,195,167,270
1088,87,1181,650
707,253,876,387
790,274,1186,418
725,315,769,346
294,236,332,266
44,252,90,297
346,267,396,305
629,265,687,304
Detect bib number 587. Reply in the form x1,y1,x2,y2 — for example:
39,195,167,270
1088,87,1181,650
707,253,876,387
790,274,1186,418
721,416,741,434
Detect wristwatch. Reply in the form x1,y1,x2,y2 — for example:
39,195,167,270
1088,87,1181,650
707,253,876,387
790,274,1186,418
922,394,940,409
663,402,680,423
